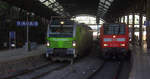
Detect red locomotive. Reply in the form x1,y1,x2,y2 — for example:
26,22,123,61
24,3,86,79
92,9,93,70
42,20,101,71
100,23,130,59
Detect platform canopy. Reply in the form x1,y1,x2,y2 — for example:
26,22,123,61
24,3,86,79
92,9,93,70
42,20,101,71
2,0,146,21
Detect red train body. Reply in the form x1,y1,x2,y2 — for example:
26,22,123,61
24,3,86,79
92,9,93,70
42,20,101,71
100,23,129,58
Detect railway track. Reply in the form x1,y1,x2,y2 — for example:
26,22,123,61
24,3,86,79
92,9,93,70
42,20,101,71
87,60,124,79
2,62,69,79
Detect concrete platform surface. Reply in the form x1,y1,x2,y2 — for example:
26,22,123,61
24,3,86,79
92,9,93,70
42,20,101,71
129,44,150,79
0,45,46,63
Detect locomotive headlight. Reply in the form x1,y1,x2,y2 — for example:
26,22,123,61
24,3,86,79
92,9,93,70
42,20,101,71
11,44,15,47
104,44,108,46
72,41,76,47
60,21,64,25
120,44,125,46
47,42,50,47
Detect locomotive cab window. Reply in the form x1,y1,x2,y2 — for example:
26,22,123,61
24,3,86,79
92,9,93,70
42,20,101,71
103,24,125,35
48,26,73,37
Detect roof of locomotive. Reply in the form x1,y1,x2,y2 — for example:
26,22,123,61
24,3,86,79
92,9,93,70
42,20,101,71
102,23,127,27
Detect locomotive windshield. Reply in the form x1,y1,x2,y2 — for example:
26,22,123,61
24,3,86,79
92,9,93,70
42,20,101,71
48,26,73,37
103,24,125,35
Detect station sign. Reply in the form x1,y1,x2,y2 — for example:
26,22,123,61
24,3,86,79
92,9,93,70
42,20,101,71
16,21,39,27
9,31,16,39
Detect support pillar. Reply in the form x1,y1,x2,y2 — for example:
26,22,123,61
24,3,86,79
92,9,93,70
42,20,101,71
146,0,150,49
123,16,125,23
116,18,119,23
127,15,130,40
132,13,135,45
96,17,100,39
119,17,121,23
121,17,122,23
139,13,143,46
127,15,129,26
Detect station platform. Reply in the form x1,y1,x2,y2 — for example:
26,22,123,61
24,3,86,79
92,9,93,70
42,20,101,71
0,45,47,77
129,43,150,79
0,45,46,63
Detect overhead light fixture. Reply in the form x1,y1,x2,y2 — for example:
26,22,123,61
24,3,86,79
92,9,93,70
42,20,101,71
60,21,64,24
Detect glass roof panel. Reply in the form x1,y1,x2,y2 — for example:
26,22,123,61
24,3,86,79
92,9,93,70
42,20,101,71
53,8,58,11
43,1,50,6
60,8,63,11
105,1,111,6
100,0,105,3
97,0,113,17
56,10,60,13
48,4,53,8
104,5,109,9
54,2,59,6
49,0,56,3
109,0,114,2
39,0,46,3
57,6,62,9
40,0,68,16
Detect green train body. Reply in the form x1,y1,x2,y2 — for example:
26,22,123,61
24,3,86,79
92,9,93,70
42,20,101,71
46,20,93,60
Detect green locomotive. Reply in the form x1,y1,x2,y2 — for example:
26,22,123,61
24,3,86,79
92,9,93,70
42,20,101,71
46,18,93,61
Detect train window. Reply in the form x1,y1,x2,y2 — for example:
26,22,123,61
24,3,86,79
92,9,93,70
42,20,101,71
103,24,125,35
48,26,73,37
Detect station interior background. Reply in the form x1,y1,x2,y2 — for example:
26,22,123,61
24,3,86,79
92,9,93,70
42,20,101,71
73,15,147,41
